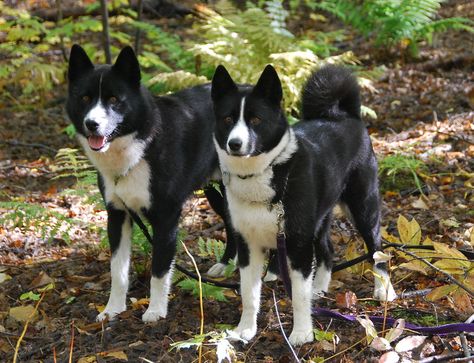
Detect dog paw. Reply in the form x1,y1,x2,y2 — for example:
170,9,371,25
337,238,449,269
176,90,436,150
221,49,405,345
374,285,397,302
142,308,166,323
207,262,226,277
96,305,125,322
263,271,278,282
233,325,257,342
289,329,314,346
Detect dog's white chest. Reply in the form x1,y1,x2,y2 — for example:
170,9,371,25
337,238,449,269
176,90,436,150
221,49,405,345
79,134,151,212
226,173,279,249
106,160,152,212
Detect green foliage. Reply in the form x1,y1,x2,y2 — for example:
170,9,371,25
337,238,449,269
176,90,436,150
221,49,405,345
316,0,474,56
156,0,359,116
0,201,76,244
378,154,428,193
0,0,193,103
52,148,101,206
177,279,228,302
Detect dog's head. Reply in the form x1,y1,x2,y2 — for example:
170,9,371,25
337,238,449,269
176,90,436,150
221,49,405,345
211,65,287,157
66,45,144,152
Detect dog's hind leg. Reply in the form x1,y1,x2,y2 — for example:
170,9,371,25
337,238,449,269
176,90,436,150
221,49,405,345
97,205,132,321
312,214,334,298
204,183,237,277
142,206,181,322
341,161,397,302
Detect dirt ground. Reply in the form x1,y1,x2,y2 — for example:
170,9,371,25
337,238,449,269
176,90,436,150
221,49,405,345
0,1,473,362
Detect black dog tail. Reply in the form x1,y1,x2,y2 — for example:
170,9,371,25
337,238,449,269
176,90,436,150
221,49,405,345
301,65,361,121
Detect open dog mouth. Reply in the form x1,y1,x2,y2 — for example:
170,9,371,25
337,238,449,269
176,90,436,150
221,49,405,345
87,135,108,151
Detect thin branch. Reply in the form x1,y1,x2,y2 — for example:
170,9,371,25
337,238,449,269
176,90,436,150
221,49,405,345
181,241,204,363
272,290,300,362
13,292,46,363
0,140,57,154
99,0,112,64
56,0,68,62
134,0,144,54
391,245,474,297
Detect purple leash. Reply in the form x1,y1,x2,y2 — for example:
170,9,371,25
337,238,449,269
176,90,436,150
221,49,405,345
312,307,474,335
276,235,474,335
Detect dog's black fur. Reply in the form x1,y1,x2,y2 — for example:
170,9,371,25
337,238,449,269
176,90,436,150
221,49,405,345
66,45,236,321
211,64,396,345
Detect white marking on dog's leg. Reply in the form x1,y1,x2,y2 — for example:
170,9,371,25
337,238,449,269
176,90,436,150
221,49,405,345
234,247,265,341
142,270,173,322
373,265,397,302
312,262,331,298
97,218,131,321
289,268,314,346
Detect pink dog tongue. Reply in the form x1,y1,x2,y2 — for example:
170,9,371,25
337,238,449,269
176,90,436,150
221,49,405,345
88,135,106,150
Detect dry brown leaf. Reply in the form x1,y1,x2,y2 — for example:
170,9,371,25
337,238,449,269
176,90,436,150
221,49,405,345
9,305,39,322
335,291,358,309
30,271,54,288
102,351,128,360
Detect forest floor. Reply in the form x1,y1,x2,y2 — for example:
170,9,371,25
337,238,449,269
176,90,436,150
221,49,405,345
0,1,473,362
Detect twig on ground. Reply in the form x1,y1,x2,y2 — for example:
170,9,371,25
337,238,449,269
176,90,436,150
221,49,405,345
13,291,46,363
272,290,300,362
181,241,204,363
68,320,74,363
417,352,464,363
390,245,474,297
0,140,57,154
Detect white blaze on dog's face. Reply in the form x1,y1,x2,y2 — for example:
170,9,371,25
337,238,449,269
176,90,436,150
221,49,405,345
66,45,142,153
211,65,288,158
226,97,251,155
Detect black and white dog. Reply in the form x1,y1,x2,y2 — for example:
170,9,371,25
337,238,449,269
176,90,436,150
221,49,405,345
211,64,397,345
66,45,237,322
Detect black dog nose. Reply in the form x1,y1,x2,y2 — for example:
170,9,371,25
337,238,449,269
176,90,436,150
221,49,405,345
85,119,99,132
228,138,242,151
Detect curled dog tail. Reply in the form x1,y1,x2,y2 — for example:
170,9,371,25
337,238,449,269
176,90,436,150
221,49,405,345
301,65,361,121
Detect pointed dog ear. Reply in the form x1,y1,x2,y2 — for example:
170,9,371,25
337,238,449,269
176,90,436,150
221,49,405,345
68,44,94,83
212,65,238,102
112,46,141,87
252,65,282,105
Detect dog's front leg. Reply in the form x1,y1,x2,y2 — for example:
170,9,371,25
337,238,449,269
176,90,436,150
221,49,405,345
97,206,132,321
234,242,265,341
142,208,181,322
288,266,314,345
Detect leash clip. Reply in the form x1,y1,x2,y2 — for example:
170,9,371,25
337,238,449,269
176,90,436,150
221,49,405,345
274,201,285,236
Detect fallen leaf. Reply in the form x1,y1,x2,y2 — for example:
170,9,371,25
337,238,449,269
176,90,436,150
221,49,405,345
0,273,12,284
386,319,405,343
30,271,54,288
77,356,97,363
371,337,392,351
9,305,39,322
131,297,149,310
335,291,358,309
426,284,458,301
451,290,474,316
395,336,427,353
397,215,421,245
104,351,127,360
411,197,428,210
379,351,400,363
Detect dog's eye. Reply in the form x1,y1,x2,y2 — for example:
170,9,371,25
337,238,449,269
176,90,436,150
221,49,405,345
250,117,261,126
108,96,118,105
224,116,233,125
82,95,91,104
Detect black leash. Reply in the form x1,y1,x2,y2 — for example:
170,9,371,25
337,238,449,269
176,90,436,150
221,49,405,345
127,206,474,290
126,207,240,289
